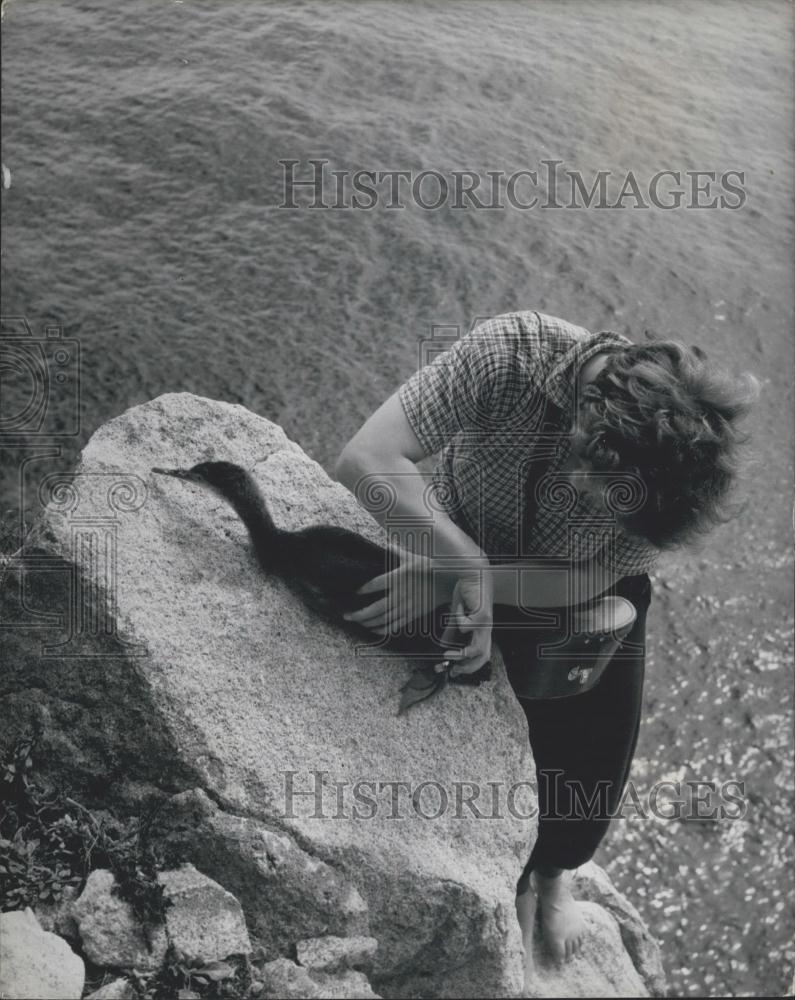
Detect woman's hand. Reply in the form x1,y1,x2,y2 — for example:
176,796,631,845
441,570,494,677
343,550,456,635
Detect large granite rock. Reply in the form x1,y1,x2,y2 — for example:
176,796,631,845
1,393,533,998
1,392,665,998
0,907,85,999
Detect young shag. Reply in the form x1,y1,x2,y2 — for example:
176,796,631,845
152,460,396,620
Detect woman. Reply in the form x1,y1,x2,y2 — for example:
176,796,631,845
334,310,757,972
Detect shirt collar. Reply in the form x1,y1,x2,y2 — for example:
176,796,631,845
543,331,632,412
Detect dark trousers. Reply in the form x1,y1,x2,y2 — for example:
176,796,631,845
386,573,652,889
492,573,652,892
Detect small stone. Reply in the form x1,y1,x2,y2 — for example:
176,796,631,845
86,978,136,999
258,957,323,999
72,869,168,973
312,969,381,999
337,884,369,927
0,907,85,1000
573,861,667,997
158,863,251,962
295,934,378,972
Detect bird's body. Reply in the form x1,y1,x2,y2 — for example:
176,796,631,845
152,461,395,620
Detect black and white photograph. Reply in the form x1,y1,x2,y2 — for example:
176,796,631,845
1,1,792,998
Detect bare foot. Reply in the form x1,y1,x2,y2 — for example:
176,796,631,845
532,870,587,962
515,885,537,986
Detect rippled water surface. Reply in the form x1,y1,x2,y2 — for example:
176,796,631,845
2,1,793,995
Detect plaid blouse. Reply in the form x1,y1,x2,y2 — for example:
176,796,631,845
398,310,661,578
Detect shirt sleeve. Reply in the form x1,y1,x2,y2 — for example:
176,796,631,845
397,318,529,456
595,530,661,578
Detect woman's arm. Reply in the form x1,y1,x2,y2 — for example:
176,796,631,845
335,389,488,571
335,389,493,673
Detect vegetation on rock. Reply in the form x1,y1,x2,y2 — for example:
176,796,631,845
0,735,169,934
1,736,295,1000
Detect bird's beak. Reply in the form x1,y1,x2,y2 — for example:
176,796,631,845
152,467,195,481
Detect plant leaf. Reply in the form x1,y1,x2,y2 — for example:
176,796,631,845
196,960,236,981
397,664,448,715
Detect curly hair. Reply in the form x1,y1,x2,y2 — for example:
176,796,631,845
571,339,760,549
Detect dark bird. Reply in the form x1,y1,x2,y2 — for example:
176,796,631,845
152,460,396,620
152,460,490,707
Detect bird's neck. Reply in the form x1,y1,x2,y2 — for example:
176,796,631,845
223,478,287,566
227,487,267,530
